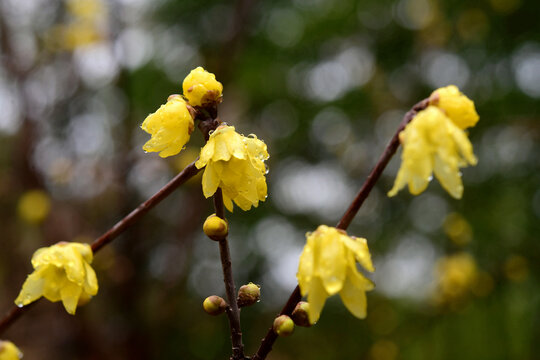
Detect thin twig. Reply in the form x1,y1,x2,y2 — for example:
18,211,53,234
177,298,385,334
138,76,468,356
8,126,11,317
251,287,301,360
336,98,429,230
251,98,430,360
0,161,201,336
0,301,37,336
213,189,245,360
91,161,200,252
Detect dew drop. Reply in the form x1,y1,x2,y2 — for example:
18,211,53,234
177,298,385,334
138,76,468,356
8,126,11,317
16,303,24,308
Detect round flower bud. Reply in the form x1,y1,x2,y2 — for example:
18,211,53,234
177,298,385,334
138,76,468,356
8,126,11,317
237,282,260,307
273,315,295,337
182,67,223,107
203,295,228,316
203,214,228,241
291,301,312,327
0,340,23,359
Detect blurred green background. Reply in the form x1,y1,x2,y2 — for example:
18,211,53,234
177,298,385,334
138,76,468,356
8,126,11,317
1,0,539,359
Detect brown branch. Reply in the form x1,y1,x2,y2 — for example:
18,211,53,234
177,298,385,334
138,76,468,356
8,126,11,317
0,301,38,336
336,98,429,230
0,161,201,336
251,98,430,360
91,160,200,252
251,287,301,360
213,189,245,360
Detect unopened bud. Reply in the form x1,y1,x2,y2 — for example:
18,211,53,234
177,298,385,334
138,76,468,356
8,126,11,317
273,315,295,337
0,340,22,359
291,301,312,327
237,282,260,307
203,214,228,241
203,295,228,316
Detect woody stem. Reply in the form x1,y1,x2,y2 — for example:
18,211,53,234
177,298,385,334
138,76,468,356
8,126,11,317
251,98,430,360
213,189,245,360
0,161,201,336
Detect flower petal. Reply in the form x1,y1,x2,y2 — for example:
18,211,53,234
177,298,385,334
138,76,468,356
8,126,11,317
339,276,368,319
307,276,328,324
60,280,83,315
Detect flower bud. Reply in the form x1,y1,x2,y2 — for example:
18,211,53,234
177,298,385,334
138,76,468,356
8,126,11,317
203,295,228,316
182,67,223,107
273,315,295,337
291,301,312,327
0,340,23,359
237,282,260,307
203,214,228,241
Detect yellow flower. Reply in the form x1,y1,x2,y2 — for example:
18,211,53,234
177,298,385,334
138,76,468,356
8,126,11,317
67,0,104,21
0,340,22,360
141,95,194,158
388,106,478,199
434,252,477,303
17,189,51,224
15,242,98,315
429,85,479,129
182,67,223,107
297,225,375,324
195,125,269,212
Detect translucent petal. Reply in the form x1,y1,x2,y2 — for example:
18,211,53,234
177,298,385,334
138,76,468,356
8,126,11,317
63,246,86,285
307,276,328,324
317,230,346,295
15,267,47,306
346,255,375,292
201,163,221,198
341,236,374,272
297,239,314,296
433,154,463,199
41,266,66,302
339,276,368,319
197,139,215,168
83,261,98,296
60,280,83,315
213,135,232,162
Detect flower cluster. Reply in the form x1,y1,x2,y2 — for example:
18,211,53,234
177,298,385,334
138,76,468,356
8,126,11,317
196,125,269,211
297,225,374,323
388,85,479,199
141,68,269,212
15,242,98,315
141,67,222,158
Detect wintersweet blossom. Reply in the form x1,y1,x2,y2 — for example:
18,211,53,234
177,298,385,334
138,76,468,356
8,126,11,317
434,252,478,304
195,125,269,212
297,225,374,323
0,340,22,360
182,67,223,107
15,242,98,315
388,105,478,199
141,95,194,158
